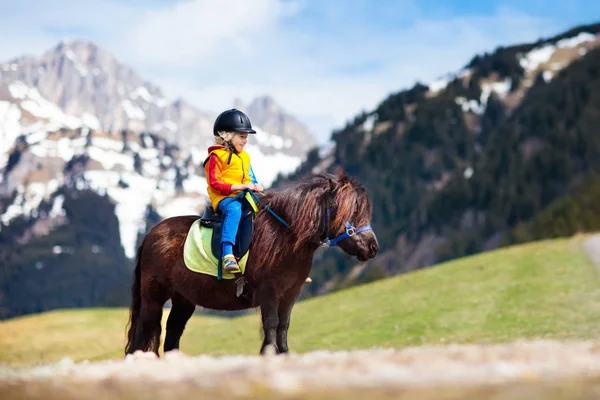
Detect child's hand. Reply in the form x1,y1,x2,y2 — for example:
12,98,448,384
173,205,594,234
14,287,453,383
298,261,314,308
244,183,263,192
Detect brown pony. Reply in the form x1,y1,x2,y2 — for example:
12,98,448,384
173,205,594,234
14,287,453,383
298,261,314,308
124,169,379,356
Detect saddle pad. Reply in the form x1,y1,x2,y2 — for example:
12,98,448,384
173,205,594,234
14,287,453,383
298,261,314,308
183,219,248,279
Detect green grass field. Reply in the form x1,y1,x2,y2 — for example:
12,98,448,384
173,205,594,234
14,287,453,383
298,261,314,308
2,235,600,367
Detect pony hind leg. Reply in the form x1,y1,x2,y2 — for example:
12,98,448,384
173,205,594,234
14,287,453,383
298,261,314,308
130,276,168,356
132,299,165,355
125,241,168,356
164,292,196,353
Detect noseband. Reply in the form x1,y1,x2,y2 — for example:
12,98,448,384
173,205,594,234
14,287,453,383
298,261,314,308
246,190,372,248
319,206,372,247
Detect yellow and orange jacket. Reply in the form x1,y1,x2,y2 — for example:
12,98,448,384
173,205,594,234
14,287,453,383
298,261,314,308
203,145,258,210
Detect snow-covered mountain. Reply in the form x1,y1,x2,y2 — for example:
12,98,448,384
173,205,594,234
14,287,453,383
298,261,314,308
426,31,599,115
235,95,317,155
0,39,317,182
0,39,318,259
307,31,600,178
0,124,205,258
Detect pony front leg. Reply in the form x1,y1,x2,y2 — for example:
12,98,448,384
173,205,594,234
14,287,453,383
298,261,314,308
258,286,279,354
276,287,301,353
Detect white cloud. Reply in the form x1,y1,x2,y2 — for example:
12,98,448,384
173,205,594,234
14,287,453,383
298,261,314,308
0,1,563,143
119,0,299,69
126,4,558,141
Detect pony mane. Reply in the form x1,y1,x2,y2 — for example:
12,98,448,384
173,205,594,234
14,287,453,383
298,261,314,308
251,168,372,272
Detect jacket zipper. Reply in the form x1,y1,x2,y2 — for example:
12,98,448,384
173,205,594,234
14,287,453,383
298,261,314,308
238,154,246,183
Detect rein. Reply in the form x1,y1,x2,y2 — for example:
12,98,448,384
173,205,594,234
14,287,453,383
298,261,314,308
244,190,372,248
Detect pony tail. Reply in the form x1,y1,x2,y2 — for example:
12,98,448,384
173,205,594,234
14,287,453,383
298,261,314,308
124,240,144,355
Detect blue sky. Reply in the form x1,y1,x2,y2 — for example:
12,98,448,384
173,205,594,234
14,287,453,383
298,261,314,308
0,0,598,143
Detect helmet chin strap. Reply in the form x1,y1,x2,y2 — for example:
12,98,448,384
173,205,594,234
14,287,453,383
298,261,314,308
223,137,238,164
226,143,236,164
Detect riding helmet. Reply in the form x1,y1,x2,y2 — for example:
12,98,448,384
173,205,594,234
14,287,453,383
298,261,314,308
213,108,257,136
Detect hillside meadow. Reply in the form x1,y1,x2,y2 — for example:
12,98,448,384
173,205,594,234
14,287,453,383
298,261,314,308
2,235,600,367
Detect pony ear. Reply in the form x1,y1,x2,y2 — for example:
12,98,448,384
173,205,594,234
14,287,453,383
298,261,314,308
333,166,350,184
328,176,337,192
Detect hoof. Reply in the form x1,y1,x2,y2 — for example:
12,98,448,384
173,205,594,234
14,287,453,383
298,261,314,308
133,350,158,360
262,344,278,356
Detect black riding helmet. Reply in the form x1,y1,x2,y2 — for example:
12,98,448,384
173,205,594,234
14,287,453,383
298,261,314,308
213,108,257,136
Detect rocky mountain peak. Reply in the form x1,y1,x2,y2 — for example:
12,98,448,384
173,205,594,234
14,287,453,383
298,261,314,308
1,39,317,161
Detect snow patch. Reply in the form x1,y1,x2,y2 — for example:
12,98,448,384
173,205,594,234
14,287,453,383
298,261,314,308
8,81,29,99
1,180,60,225
182,175,208,197
142,135,154,149
90,136,124,153
480,78,511,104
87,146,134,171
121,100,146,120
0,101,22,163
164,120,177,132
131,87,153,103
464,167,474,179
556,32,596,48
156,196,201,219
428,78,449,93
81,113,101,131
245,143,302,187
49,195,66,218
519,32,598,73
455,97,484,115
29,137,79,162
105,173,157,258
65,50,88,77
1,63,18,72
363,114,376,132
189,147,205,166
155,98,168,108
11,83,81,129
519,45,555,72
251,126,292,150
152,120,178,133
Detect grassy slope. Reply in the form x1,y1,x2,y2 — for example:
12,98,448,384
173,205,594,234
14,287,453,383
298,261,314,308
2,235,600,366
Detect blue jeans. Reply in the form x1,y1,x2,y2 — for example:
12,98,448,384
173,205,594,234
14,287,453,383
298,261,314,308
217,197,242,246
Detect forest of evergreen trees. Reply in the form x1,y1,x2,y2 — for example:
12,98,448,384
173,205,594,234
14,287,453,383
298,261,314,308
278,23,600,296
0,187,131,319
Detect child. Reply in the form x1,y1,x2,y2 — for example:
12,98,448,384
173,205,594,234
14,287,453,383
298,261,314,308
203,109,264,273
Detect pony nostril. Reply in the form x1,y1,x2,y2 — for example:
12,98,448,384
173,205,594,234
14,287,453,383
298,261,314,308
370,242,379,255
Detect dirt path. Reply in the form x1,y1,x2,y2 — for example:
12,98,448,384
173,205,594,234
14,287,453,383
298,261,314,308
3,341,600,399
584,234,600,271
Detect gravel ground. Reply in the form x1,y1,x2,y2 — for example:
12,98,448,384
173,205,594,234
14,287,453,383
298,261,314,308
3,235,600,399
3,341,600,399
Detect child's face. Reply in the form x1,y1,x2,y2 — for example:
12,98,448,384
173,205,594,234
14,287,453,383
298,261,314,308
231,133,248,152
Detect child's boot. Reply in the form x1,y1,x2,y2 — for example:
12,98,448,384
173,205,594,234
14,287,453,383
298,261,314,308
223,254,241,273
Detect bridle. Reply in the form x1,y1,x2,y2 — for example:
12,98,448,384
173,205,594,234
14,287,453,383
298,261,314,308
245,190,373,247
319,206,373,247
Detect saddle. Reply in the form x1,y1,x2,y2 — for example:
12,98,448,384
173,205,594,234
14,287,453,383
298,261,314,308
199,198,255,263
